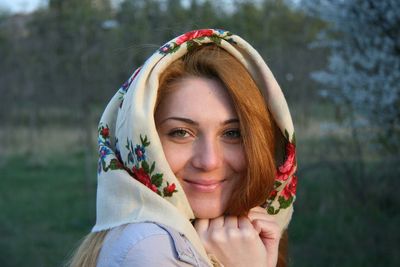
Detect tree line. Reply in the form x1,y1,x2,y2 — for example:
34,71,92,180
2,0,397,160
0,0,325,128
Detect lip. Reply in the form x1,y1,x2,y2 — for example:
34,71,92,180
183,179,226,193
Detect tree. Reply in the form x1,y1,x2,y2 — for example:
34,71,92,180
304,0,400,153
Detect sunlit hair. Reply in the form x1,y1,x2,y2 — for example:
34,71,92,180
66,231,107,267
157,44,277,215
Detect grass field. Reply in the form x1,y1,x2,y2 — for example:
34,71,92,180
290,160,400,266
0,126,399,266
0,153,96,267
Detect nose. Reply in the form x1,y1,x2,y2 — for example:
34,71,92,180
192,136,222,171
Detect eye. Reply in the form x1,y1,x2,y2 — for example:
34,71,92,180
223,129,241,139
168,128,192,138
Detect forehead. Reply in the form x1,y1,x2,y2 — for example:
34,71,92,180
156,77,238,119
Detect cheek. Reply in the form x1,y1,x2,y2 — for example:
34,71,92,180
161,142,190,176
225,145,247,173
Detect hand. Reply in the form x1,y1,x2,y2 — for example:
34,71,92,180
247,206,282,267
194,215,268,267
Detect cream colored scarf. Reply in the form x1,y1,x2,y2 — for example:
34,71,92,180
92,29,297,265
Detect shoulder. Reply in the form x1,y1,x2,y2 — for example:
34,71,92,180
97,222,171,267
97,222,209,267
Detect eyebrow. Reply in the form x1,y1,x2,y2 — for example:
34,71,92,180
159,117,199,126
222,118,240,125
158,117,239,126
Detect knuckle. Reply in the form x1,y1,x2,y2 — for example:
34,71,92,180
209,229,226,243
226,228,239,239
252,222,262,233
241,228,258,240
252,206,265,213
252,219,261,228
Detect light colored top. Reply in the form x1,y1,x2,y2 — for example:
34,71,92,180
97,222,211,267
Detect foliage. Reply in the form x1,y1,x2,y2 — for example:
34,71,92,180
0,0,325,117
0,0,327,166
304,0,400,153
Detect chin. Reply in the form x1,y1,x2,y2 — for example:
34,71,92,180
193,211,222,219
190,201,226,219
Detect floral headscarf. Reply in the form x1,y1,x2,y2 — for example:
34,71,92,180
93,29,297,265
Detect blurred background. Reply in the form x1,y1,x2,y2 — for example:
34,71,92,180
0,0,399,266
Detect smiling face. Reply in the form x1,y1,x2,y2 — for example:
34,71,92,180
155,77,247,219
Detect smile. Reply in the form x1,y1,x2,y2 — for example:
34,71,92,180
183,179,226,193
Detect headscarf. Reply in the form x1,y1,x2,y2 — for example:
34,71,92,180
92,29,297,265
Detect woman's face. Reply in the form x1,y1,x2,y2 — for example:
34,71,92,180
155,77,247,219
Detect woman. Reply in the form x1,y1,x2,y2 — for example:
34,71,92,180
68,29,297,267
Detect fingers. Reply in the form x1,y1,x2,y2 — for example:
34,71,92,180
237,216,254,230
248,207,281,239
194,214,273,267
247,206,269,221
251,219,281,241
249,206,266,214
194,218,209,235
248,206,282,267
209,216,225,229
252,218,280,267
224,216,238,228
248,207,281,234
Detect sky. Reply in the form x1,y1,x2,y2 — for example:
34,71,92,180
0,0,299,14
0,0,211,14
0,0,129,13
0,0,47,13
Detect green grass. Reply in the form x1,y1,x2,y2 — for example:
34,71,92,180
0,153,96,267
1,140,399,266
289,137,400,267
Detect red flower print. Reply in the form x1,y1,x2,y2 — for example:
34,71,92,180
132,167,152,188
167,183,176,193
117,135,178,198
150,184,158,193
282,175,297,200
176,29,214,45
132,167,160,194
163,183,177,197
276,142,296,181
101,127,109,138
268,189,278,200
279,142,296,173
